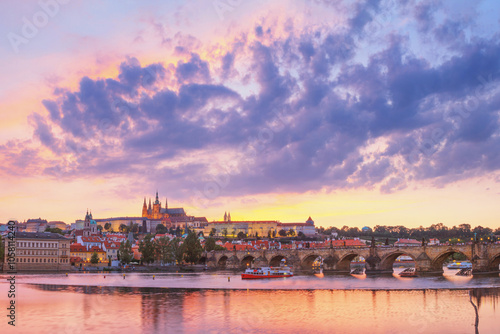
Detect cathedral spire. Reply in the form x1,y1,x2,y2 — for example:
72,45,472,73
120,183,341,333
165,197,168,209
224,211,227,222
155,190,160,205
228,211,231,222
148,198,152,210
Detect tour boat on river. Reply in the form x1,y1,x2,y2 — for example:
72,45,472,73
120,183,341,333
241,266,293,279
447,261,472,269
399,267,417,277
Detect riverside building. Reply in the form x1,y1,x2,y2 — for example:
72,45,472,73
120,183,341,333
3,232,71,272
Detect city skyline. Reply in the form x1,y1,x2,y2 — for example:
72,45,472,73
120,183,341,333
1,1,500,229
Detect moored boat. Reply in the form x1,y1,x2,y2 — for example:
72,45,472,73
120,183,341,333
447,261,472,269
241,266,293,279
399,267,417,277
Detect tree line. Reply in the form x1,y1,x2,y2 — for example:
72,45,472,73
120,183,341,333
117,230,225,266
317,223,500,241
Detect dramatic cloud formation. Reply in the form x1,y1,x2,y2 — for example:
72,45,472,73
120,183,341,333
1,0,499,218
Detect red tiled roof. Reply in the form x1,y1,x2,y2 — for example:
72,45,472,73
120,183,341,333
70,244,87,252
222,243,256,251
278,223,310,227
89,246,105,253
395,239,420,244
81,236,102,242
329,239,366,247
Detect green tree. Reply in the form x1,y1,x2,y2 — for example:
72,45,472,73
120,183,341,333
139,234,155,264
183,231,203,264
279,229,287,237
131,223,140,233
118,240,133,264
154,237,174,264
222,228,228,238
205,237,216,252
44,227,64,235
287,230,296,237
155,224,167,234
119,224,128,233
170,238,185,265
237,231,246,239
104,223,111,231
90,251,99,264
97,225,103,232
209,228,216,237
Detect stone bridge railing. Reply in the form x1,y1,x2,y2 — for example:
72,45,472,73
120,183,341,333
202,243,500,276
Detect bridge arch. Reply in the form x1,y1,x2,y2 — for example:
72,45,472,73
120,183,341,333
198,256,207,265
380,252,416,272
217,255,228,269
488,252,500,272
269,255,288,267
301,254,323,271
241,255,255,269
431,249,469,271
337,252,362,272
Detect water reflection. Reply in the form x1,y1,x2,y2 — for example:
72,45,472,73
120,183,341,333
13,284,498,334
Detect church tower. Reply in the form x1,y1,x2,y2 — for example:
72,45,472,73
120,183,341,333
153,191,161,219
142,198,148,217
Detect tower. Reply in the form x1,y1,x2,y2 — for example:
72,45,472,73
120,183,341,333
165,197,168,209
153,191,161,219
227,212,231,222
142,198,148,217
224,212,227,222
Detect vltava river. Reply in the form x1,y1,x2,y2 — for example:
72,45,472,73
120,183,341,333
1,270,499,333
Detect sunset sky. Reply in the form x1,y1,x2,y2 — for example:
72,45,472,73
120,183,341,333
1,0,499,229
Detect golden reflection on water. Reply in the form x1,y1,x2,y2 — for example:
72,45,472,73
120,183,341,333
0,283,498,333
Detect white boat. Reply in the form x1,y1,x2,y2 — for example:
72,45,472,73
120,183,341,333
241,266,293,279
447,261,472,269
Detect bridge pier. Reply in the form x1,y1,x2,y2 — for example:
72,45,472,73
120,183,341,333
253,256,268,268
226,255,241,269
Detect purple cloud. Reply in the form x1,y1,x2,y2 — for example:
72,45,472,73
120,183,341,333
2,1,500,199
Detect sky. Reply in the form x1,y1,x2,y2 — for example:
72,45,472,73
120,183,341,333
0,0,499,229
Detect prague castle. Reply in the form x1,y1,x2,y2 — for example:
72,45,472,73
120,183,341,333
141,191,187,220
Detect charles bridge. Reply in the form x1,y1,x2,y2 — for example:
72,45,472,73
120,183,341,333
202,243,500,275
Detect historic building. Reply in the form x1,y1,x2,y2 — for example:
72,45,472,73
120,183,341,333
142,191,189,220
73,192,209,234
83,210,98,237
3,232,71,272
204,215,317,237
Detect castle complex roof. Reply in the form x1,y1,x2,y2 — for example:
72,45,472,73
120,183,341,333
15,232,67,240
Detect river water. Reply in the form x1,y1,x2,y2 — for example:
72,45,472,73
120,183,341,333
1,269,499,333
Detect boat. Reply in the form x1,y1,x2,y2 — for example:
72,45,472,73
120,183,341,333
351,267,364,275
241,266,293,279
447,261,472,269
399,268,417,277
